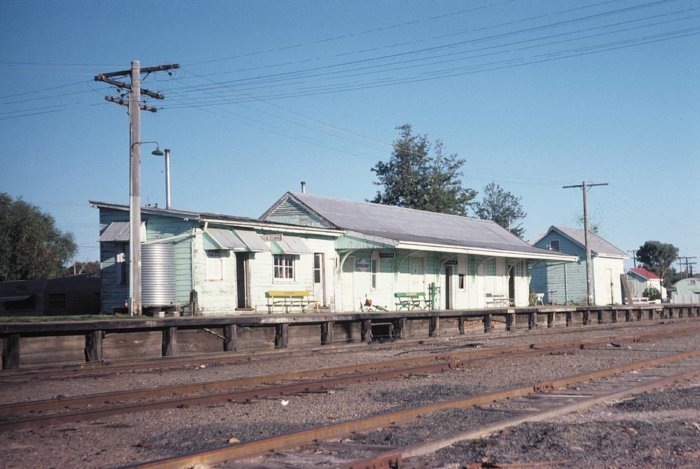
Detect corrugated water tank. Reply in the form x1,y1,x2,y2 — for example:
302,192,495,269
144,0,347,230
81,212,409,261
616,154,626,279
142,243,176,307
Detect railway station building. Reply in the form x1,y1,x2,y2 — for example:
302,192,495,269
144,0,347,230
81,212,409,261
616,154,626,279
92,193,574,315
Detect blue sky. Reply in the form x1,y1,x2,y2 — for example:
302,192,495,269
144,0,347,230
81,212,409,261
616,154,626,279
1,0,698,270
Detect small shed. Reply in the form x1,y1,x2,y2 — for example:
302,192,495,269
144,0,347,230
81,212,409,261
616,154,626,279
530,226,628,306
626,267,666,300
670,277,700,304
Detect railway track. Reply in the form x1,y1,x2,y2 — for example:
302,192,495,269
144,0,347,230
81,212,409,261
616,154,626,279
0,324,696,434
2,315,694,383
133,349,700,469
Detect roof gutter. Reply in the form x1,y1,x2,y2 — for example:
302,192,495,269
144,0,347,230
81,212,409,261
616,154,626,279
395,240,578,262
201,218,344,237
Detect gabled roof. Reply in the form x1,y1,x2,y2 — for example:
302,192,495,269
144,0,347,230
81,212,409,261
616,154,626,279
534,226,628,259
262,192,576,261
628,267,660,280
89,201,343,237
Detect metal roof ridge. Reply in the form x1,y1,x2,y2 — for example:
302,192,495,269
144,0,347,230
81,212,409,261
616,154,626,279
291,191,495,224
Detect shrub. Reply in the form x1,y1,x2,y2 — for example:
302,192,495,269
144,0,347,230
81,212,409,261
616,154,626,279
642,286,662,301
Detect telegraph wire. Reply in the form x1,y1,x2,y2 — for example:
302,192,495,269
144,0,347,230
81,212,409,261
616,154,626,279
182,0,627,76
162,21,700,107
177,0,681,91
185,0,516,67
164,6,697,101
0,80,86,101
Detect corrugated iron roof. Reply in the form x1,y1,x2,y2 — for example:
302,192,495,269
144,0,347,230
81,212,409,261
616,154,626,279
283,192,560,257
549,226,628,258
235,230,270,252
630,267,660,280
99,221,130,242
272,236,312,255
206,228,247,250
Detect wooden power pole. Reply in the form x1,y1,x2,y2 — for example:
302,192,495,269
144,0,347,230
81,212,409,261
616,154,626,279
563,181,608,306
95,61,179,316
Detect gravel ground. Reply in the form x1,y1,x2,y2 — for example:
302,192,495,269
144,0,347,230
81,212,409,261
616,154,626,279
407,384,700,468
0,321,698,468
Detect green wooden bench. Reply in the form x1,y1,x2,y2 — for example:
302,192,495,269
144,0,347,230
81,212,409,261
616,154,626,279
266,290,318,314
394,292,427,311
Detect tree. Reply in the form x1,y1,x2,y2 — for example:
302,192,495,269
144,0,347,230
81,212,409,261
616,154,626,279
575,214,600,234
472,182,527,238
371,124,476,215
0,193,77,281
636,240,678,290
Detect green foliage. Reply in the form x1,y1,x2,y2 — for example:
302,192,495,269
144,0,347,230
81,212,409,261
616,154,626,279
528,289,537,306
642,286,662,301
636,240,678,288
371,124,476,215
0,193,77,281
575,214,600,234
473,182,527,238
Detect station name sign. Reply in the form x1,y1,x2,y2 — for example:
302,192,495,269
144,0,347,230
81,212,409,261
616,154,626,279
260,234,284,242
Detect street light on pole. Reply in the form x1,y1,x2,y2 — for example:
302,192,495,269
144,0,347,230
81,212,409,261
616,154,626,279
127,140,162,316
152,147,171,209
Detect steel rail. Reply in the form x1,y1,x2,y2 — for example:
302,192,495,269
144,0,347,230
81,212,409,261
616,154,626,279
130,348,700,469
1,323,696,428
346,363,700,468
3,324,687,419
0,344,584,432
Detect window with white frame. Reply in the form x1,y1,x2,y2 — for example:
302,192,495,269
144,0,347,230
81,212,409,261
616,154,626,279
274,255,295,280
206,250,225,281
313,253,323,284
371,257,379,289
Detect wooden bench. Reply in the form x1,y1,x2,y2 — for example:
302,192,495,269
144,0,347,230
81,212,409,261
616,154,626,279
632,297,650,304
394,292,427,311
486,293,510,308
266,290,318,314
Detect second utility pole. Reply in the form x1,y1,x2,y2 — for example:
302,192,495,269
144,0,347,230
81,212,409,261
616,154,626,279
563,181,608,306
95,60,180,316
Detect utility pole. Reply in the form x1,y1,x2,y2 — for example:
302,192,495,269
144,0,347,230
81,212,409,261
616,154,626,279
627,250,637,268
95,61,180,316
677,256,697,279
563,181,608,306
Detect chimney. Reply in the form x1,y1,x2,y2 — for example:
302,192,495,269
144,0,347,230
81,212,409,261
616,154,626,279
300,181,306,194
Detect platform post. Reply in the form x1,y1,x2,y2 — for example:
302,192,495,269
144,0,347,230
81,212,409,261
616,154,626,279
321,321,334,345
84,330,103,362
506,313,515,332
361,319,372,343
224,324,238,352
162,327,177,357
275,324,288,348
429,317,439,337
2,334,20,369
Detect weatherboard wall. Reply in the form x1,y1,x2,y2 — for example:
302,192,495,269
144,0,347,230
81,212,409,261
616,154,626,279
98,209,130,313
531,230,625,305
98,209,196,313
